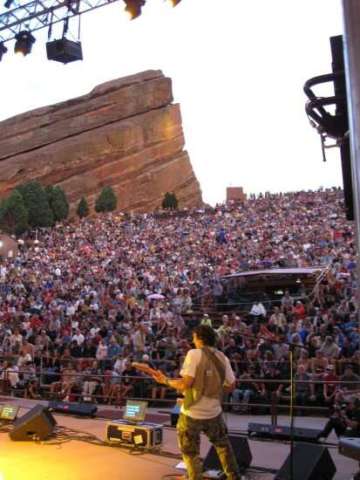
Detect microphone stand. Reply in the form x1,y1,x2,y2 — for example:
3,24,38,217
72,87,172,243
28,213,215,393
286,340,310,480
289,343,295,480
241,329,310,480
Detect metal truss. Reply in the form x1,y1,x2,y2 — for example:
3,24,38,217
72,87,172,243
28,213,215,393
0,0,121,43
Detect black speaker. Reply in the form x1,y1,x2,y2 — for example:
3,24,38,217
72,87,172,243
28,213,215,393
46,39,83,64
10,404,56,441
248,423,321,442
170,403,180,427
48,400,97,417
203,435,252,473
275,443,336,480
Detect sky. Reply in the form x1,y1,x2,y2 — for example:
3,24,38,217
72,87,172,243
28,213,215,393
0,0,344,205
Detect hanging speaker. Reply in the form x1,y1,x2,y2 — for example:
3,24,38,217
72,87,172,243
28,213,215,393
9,404,56,441
203,435,252,473
275,443,336,480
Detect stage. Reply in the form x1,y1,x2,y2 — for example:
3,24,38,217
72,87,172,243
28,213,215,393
0,398,358,480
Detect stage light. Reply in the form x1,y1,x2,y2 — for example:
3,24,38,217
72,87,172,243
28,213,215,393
124,0,145,20
14,30,36,56
169,0,182,6
4,0,13,8
0,42,7,61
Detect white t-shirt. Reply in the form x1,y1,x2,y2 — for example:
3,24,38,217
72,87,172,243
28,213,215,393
180,348,235,420
72,333,85,346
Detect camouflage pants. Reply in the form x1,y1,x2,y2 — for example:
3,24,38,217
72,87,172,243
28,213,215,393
177,413,241,480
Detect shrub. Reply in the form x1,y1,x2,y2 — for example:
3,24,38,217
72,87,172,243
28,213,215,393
95,186,117,213
0,190,29,235
46,185,69,222
76,197,90,218
162,192,178,210
16,181,54,227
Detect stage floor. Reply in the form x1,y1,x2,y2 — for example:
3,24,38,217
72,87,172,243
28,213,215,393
0,398,358,480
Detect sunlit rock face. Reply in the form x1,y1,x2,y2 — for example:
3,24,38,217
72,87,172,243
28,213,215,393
0,70,202,213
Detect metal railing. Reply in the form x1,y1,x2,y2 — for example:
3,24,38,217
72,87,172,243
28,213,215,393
1,364,359,416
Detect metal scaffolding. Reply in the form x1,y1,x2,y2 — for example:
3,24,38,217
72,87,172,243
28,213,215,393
0,0,120,43
342,1,360,326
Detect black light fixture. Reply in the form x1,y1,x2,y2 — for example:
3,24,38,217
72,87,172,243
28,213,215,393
14,30,36,56
124,0,146,20
0,42,7,61
4,0,14,8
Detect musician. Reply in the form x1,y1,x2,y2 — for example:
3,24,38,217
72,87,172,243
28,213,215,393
340,365,360,393
319,398,360,440
151,325,241,480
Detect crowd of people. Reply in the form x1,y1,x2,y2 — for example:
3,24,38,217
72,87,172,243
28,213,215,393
0,188,359,413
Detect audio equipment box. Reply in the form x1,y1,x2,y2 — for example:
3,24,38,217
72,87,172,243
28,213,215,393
106,420,163,449
248,423,321,442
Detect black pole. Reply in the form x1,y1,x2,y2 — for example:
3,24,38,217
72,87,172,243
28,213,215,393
331,35,353,220
289,346,295,480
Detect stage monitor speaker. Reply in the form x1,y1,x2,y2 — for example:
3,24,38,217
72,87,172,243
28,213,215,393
48,400,97,417
9,404,56,441
274,443,336,480
203,435,252,473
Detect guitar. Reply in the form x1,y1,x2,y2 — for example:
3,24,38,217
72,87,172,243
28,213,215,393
132,362,163,379
132,362,183,404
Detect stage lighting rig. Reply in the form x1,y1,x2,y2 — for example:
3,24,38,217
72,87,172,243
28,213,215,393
124,0,146,20
14,30,36,56
0,41,7,61
0,0,185,63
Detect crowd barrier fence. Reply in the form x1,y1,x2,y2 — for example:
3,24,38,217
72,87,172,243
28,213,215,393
1,363,359,416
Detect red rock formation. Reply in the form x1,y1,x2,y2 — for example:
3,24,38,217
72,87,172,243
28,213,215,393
0,70,202,213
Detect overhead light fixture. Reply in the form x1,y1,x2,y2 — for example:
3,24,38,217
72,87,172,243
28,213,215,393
14,30,36,56
0,42,7,62
124,0,145,20
4,0,13,8
46,38,83,64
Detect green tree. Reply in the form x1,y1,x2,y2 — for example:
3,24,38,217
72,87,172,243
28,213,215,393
76,197,90,218
162,192,178,210
16,180,54,227
46,185,69,222
0,190,29,235
95,186,117,213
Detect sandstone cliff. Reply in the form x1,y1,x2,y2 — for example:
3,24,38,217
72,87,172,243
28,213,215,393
0,70,202,213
